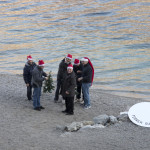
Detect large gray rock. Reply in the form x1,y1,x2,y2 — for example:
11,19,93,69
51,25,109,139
109,116,118,124
66,122,83,132
120,112,128,115
117,114,130,122
56,125,66,131
81,121,94,126
80,124,105,131
93,114,110,125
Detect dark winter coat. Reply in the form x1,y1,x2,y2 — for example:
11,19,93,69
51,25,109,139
82,63,92,83
57,58,71,82
32,66,47,88
23,62,36,84
73,63,83,86
62,71,76,98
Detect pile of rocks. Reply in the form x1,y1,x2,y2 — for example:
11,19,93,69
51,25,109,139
56,112,130,132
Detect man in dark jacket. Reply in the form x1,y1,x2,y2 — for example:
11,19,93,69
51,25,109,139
32,60,48,111
73,59,83,102
78,57,94,109
54,54,72,103
62,64,76,115
23,55,36,100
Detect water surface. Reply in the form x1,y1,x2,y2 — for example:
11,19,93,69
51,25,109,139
0,0,150,99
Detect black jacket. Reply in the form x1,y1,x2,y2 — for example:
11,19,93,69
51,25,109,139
23,62,36,84
57,58,71,82
62,71,76,97
82,63,92,83
73,63,83,85
32,66,47,88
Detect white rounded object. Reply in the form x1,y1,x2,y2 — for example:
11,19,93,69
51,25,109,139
128,102,150,127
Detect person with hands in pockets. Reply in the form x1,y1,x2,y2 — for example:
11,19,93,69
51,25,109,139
62,64,76,115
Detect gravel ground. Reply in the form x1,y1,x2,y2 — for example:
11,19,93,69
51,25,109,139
0,74,150,150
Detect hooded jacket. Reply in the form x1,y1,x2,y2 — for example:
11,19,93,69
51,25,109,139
32,66,47,88
57,58,71,82
82,63,93,83
73,63,83,85
23,62,36,84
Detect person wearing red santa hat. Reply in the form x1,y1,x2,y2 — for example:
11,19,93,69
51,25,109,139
32,60,48,111
62,64,76,115
78,57,94,109
54,54,72,103
73,59,84,102
23,55,36,100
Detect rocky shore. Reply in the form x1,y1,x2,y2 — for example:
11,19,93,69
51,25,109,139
0,74,150,150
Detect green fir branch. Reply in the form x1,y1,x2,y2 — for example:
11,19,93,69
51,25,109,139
43,71,55,93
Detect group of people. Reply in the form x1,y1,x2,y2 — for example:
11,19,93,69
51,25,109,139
23,54,94,115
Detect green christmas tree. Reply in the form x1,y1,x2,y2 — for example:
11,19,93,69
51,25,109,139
43,71,55,93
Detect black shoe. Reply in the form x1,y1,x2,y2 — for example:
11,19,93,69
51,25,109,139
39,106,45,109
54,100,58,103
66,112,74,115
54,97,58,100
34,107,41,111
62,110,67,113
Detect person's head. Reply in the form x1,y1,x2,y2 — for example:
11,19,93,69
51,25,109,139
27,55,33,65
80,57,88,65
74,59,80,66
67,64,73,74
38,60,45,69
65,54,72,64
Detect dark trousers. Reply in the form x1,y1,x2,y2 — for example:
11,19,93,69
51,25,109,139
65,97,74,113
76,83,84,100
27,85,32,100
54,80,62,100
76,84,82,99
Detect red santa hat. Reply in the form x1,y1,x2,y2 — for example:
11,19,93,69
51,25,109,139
83,57,94,85
80,57,88,62
74,59,80,65
66,54,72,60
38,60,45,66
67,64,73,69
27,55,33,61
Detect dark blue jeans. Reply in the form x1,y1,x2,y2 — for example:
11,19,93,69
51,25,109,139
33,87,41,108
82,83,91,107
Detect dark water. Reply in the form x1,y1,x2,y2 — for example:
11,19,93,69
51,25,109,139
0,0,150,99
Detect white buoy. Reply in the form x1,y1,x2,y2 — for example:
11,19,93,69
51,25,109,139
128,102,150,127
